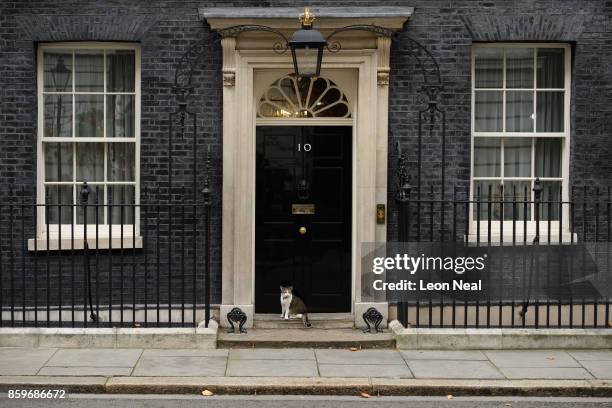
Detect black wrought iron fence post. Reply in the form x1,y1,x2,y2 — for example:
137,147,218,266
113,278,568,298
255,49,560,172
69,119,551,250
80,182,97,325
202,149,212,328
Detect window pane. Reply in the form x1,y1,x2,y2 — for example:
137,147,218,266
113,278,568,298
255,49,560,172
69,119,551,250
473,181,501,221
474,48,503,88
536,91,564,132
535,138,562,178
76,185,104,224
537,48,564,88
75,95,103,138
108,143,135,181
45,185,73,224
474,91,503,132
106,50,135,92
106,95,135,137
44,95,72,138
504,138,532,177
44,143,73,182
506,48,534,88
502,180,531,221
474,138,501,177
506,91,534,132
76,143,104,182
538,181,561,221
108,185,135,224
43,50,72,92
75,51,104,92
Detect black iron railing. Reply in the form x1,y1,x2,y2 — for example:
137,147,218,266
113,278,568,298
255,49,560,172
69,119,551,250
0,184,212,328
395,180,612,329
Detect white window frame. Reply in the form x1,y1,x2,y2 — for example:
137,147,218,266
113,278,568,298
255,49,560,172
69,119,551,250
32,42,141,250
469,43,572,242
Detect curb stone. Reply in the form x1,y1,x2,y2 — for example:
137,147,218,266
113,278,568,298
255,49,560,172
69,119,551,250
1,376,612,396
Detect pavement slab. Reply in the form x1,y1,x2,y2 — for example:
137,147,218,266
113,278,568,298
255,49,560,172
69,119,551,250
0,347,57,375
315,349,403,365
407,360,505,379
37,366,133,376
226,359,318,377
318,363,413,378
141,349,229,357
485,350,581,368
400,350,487,360
498,367,594,380
46,348,142,367
132,356,227,376
229,348,315,360
569,350,612,361
579,361,612,379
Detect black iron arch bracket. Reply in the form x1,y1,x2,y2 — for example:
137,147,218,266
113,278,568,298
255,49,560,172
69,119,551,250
173,25,290,98
171,23,446,203
172,23,443,101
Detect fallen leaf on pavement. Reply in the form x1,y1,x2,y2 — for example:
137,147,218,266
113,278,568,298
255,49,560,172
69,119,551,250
349,347,358,351
360,392,370,398
201,389,214,397
447,394,453,400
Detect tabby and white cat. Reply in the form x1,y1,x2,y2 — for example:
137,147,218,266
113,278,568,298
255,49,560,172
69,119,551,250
280,286,312,327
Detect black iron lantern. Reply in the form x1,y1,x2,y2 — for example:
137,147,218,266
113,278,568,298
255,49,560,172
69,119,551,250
288,8,326,78
50,56,71,92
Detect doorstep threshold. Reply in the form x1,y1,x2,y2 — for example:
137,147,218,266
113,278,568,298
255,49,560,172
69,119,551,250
254,313,353,321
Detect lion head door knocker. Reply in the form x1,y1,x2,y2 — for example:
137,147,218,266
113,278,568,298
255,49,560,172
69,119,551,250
226,307,248,334
362,307,384,333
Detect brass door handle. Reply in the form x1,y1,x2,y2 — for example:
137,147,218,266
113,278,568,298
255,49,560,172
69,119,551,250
298,226,307,235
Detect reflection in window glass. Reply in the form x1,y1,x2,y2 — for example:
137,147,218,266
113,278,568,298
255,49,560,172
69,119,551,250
506,48,533,88
44,95,72,138
474,91,503,132
473,180,502,221
76,143,104,182
539,181,561,220
45,143,73,182
76,95,104,138
45,185,73,224
537,48,565,88
75,51,104,92
506,91,533,132
106,50,135,92
474,138,501,177
504,138,531,177
107,95,135,138
535,138,562,178
502,180,531,221
475,48,503,88
43,51,72,92
536,91,564,132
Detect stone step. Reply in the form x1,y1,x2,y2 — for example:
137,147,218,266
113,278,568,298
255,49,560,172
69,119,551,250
218,328,395,349
254,313,355,329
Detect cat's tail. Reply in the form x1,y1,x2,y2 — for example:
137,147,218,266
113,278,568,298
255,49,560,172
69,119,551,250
302,312,312,328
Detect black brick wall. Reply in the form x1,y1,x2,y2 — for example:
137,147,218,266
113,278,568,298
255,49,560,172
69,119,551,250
1,1,611,315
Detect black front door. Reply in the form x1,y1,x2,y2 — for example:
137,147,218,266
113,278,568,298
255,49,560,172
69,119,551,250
255,126,352,313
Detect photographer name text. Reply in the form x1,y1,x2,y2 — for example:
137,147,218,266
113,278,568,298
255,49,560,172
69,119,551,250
373,279,482,291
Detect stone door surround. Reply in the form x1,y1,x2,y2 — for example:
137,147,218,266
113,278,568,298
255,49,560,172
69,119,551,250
200,7,413,327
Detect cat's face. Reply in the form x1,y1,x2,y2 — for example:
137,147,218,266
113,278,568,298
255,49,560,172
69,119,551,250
280,286,293,299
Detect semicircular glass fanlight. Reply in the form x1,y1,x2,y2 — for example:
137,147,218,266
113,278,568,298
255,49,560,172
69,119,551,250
257,76,351,119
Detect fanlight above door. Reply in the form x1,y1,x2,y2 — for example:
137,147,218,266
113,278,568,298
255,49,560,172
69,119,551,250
258,76,351,119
